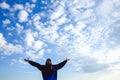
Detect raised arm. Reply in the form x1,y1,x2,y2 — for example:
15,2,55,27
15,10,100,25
56,58,69,70
24,58,42,70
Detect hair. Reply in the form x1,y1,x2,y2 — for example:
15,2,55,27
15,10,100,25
47,58,51,61
45,58,52,65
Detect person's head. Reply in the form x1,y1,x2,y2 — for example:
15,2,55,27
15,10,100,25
46,58,52,65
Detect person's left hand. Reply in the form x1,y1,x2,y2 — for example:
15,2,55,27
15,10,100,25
66,58,70,61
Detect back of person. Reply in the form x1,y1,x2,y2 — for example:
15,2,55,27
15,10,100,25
24,58,69,80
41,65,57,80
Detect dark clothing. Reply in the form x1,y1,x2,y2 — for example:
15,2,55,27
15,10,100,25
28,60,67,80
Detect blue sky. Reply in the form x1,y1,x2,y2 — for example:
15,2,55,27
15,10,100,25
0,0,120,80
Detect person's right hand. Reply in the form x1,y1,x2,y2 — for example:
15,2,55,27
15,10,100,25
24,58,29,62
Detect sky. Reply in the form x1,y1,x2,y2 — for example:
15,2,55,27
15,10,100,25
0,0,120,80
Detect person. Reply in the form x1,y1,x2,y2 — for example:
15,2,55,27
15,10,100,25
24,58,69,80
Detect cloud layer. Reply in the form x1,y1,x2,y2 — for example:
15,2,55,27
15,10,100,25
0,0,120,73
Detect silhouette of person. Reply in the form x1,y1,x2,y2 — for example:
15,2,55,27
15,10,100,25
24,58,69,80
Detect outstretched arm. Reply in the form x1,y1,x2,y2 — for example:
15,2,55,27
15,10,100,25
24,58,42,70
56,58,69,70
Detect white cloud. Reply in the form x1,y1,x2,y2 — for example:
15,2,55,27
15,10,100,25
16,0,117,73
26,49,44,60
11,59,17,65
18,10,29,22
0,33,23,55
50,5,65,20
32,13,59,43
40,29,59,43
0,33,7,46
26,51,38,59
41,0,120,73
13,4,24,10
25,30,34,47
12,2,35,13
2,19,11,25
11,59,27,65
31,4,36,9
8,32,13,36
4,44,23,55
18,59,27,64
16,23,24,34
46,49,52,53
0,0,119,75
32,0,37,3
0,2,10,9
96,0,114,17
25,2,35,13
38,49,44,58
33,40,44,50
32,14,41,30
41,0,49,4
54,15,67,26
6,27,15,31
105,49,120,63
24,29,46,60
56,35,68,46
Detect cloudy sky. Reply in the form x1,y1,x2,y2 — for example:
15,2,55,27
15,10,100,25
0,0,120,80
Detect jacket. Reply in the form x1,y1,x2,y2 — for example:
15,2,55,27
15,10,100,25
28,60,67,80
